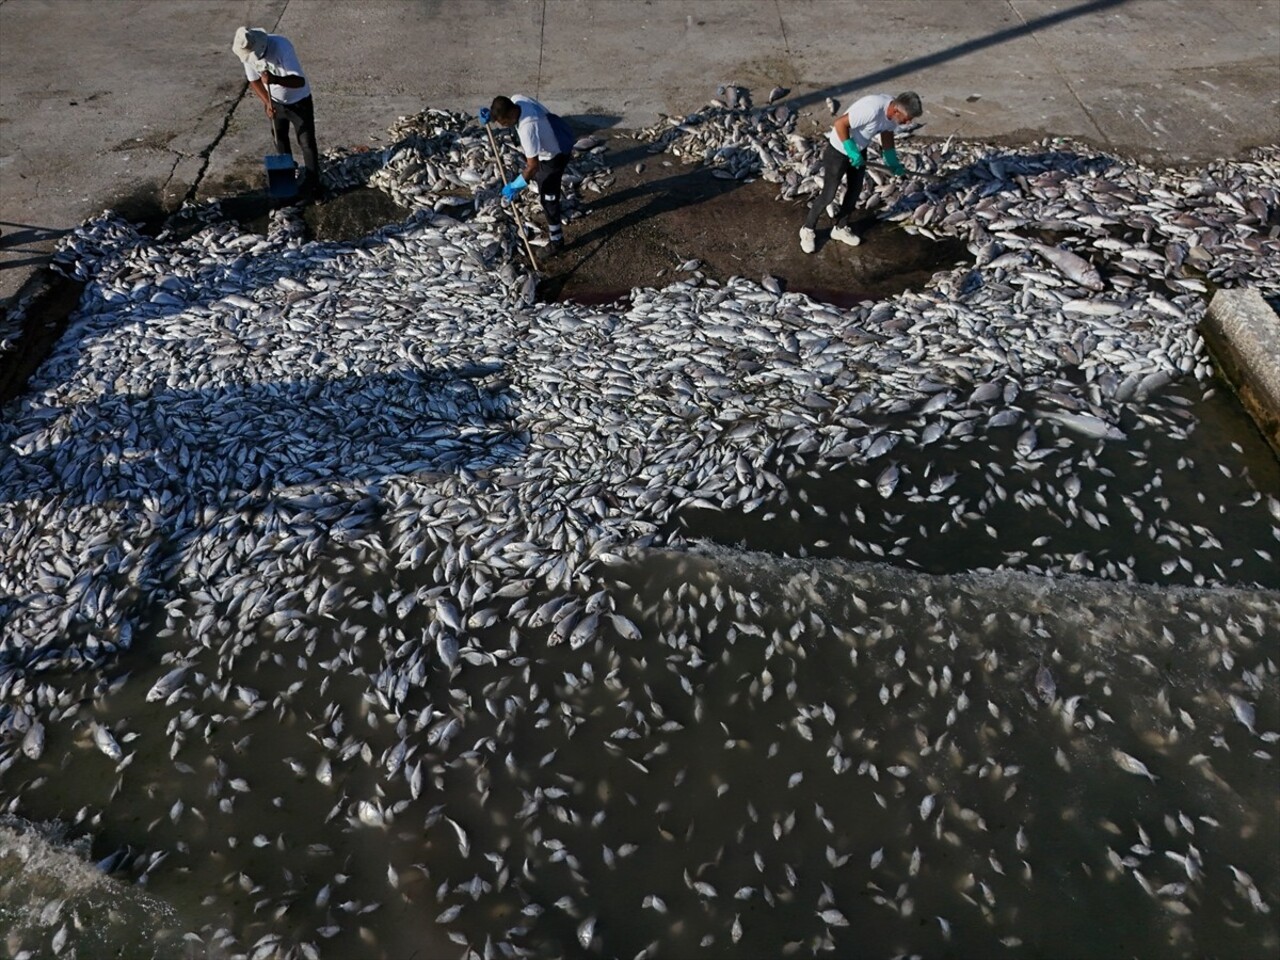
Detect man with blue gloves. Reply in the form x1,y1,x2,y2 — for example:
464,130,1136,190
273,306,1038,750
799,91,921,254
483,95,575,251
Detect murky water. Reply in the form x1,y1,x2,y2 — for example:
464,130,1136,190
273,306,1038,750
2,376,1277,959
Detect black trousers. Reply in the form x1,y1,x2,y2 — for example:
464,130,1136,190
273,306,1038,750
533,152,570,233
803,142,866,230
271,95,320,187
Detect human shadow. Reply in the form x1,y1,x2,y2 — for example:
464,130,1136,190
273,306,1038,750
0,220,73,261
543,161,747,299
561,113,622,134
786,0,1130,115
3,362,527,512
24,203,463,412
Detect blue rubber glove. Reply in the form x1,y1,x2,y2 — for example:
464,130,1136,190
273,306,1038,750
842,138,864,168
883,147,907,176
501,175,528,201
478,107,491,124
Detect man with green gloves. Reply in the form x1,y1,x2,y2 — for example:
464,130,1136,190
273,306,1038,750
800,91,922,253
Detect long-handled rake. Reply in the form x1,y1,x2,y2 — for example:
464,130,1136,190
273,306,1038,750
482,121,540,273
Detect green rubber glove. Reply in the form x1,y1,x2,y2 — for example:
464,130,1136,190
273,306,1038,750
883,147,907,176
841,138,864,168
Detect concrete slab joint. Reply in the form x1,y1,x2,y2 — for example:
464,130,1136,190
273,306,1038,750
1203,288,1280,455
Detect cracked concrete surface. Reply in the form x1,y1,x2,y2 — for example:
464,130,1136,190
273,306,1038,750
181,90,248,207
2,0,1278,311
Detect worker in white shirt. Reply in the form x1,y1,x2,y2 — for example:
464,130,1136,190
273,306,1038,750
799,91,922,253
486,95,576,251
232,27,321,200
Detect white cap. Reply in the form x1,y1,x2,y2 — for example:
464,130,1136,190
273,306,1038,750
232,27,269,66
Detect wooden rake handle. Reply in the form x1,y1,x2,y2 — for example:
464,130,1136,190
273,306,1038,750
483,122,540,274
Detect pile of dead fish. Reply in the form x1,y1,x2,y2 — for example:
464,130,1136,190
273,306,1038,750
638,85,1280,302
636,83,806,187
0,91,1278,958
318,107,613,243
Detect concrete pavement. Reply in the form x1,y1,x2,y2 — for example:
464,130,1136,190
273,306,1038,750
2,0,1278,311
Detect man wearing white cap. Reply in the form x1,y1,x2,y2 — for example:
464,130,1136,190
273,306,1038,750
232,26,321,199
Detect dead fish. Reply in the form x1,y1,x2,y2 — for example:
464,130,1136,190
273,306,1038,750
357,800,385,827
876,463,900,498
1030,242,1104,291
929,472,957,494
22,721,45,760
1035,662,1056,704
91,723,123,762
1062,298,1124,316
1038,410,1126,441
1112,749,1158,782
437,633,459,671
145,665,189,703
446,816,470,858
1227,695,1257,735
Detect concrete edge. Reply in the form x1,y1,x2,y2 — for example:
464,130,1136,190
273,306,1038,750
1202,287,1280,458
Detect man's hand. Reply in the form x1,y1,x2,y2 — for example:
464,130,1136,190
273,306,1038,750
501,175,528,202
883,147,907,177
478,107,491,124
842,138,864,169
263,99,277,120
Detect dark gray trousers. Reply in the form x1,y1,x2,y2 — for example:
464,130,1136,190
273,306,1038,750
803,142,866,230
271,95,320,187
533,153,570,235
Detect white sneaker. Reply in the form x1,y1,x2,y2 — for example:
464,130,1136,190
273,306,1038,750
830,225,861,247
799,227,816,254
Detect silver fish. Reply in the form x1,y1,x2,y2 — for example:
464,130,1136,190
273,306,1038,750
1112,750,1158,782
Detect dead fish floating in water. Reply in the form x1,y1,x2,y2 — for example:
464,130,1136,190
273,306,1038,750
145,665,190,703
1037,410,1127,441
1035,662,1057,704
91,723,123,762
1112,749,1158,782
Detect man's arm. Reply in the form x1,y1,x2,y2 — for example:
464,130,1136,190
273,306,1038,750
247,76,276,118
521,155,541,180
879,130,896,150
249,68,304,119
263,70,305,89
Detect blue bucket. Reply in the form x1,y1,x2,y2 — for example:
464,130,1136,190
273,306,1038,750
264,154,298,199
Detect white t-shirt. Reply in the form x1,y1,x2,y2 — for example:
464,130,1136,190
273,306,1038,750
242,34,311,104
512,95,559,160
826,94,899,150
